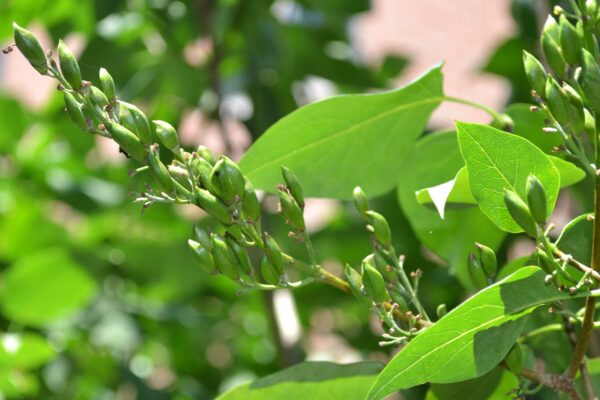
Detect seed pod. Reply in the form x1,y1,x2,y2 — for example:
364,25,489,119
522,51,547,97
99,68,116,102
542,17,567,78
210,157,246,204
526,175,547,224
197,145,216,165
194,188,233,225
372,252,396,283
536,249,554,274
188,239,216,274
226,224,244,242
503,189,537,237
152,120,180,153
90,86,109,108
119,102,152,145
475,242,497,278
562,83,586,132
584,109,595,138
361,260,390,303
242,181,261,222
391,292,409,313
147,146,175,193
436,303,447,319
264,233,284,275
545,76,570,125
210,234,240,280
504,344,523,375
57,39,82,90
278,188,305,231
106,121,146,162
365,211,391,245
13,22,47,74
580,49,600,114
468,252,488,290
559,15,582,65
193,225,212,250
353,186,369,215
167,165,190,189
226,237,253,276
63,92,87,130
281,166,305,208
260,256,280,285
192,156,213,190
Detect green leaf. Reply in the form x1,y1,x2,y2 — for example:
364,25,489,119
556,213,593,266
456,122,560,233
218,361,383,400
505,103,562,154
1,248,97,326
0,333,55,370
239,65,444,199
552,156,586,187
368,266,573,399
425,367,518,400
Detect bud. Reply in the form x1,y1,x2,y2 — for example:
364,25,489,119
147,145,175,193
580,49,600,114
278,189,305,231
63,92,87,131
559,15,582,65
436,303,447,319
90,86,109,108
211,234,240,280
264,233,284,274
504,344,523,375
584,109,596,138
503,189,538,237
372,252,396,283
12,22,47,74
167,165,190,189
562,83,585,132
536,249,554,274
226,237,253,276
260,256,280,285
242,181,261,222
152,120,180,153
365,211,391,245
344,265,369,306
210,157,246,204
353,186,369,215
361,260,390,303
226,224,244,242
194,188,233,225
106,121,146,162
281,166,305,208
468,252,488,290
192,156,213,190
57,40,82,90
542,17,567,78
193,225,212,250
475,243,497,278
492,113,515,132
522,51,547,97
391,293,409,313
119,102,152,145
545,76,570,125
526,174,547,224
197,145,216,165
99,68,116,102
188,239,216,274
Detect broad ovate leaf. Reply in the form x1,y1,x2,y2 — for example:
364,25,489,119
240,65,444,199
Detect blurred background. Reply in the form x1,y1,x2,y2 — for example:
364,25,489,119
0,0,569,399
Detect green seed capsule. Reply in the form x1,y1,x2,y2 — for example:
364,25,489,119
559,15,582,65
119,102,151,145
391,292,409,313
192,157,213,190
580,49,600,114
12,22,47,74
264,233,284,275
188,239,216,274
260,256,280,285
106,121,146,162
226,237,253,276
468,252,488,290
90,86,109,108
353,186,369,215
118,105,137,135
536,249,554,274
542,17,567,78
526,175,547,224
193,225,212,250
63,92,87,130
281,166,305,208
503,189,537,237
361,260,390,303
545,76,570,125
210,157,246,204
194,188,233,225
504,344,523,375
475,242,497,278
197,145,216,165
147,147,175,193
584,109,595,139
242,181,261,222
152,120,180,153
522,51,547,97
211,234,240,280
562,83,585,132
226,224,244,242
436,303,447,319
365,211,392,245
57,39,82,90
344,264,370,306
99,68,116,102
371,252,396,283
278,189,305,231
167,165,190,189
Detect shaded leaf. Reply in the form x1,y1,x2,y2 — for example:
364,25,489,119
556,213,593,266
425,367,518,400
